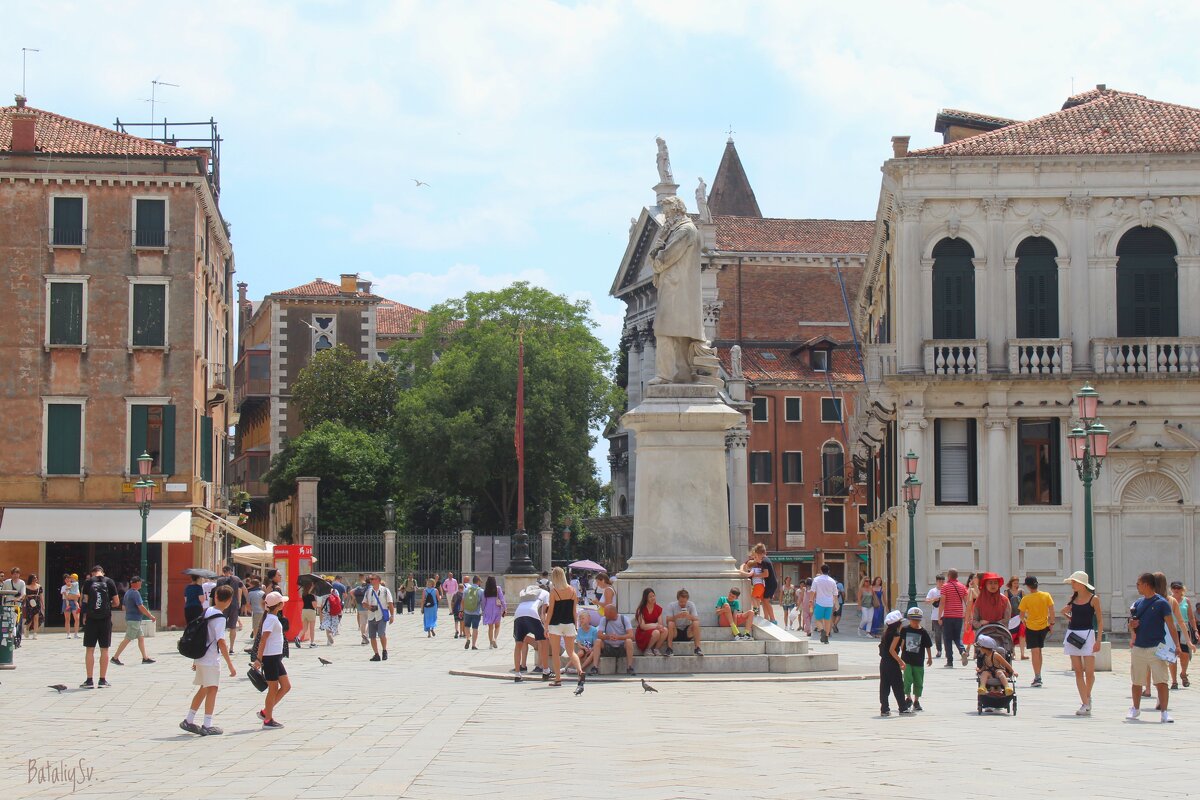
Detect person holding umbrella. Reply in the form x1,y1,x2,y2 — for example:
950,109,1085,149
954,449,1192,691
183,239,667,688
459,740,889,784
183,570,215,623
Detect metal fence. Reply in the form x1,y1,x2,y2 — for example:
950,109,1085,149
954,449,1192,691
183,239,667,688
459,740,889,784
396,530,462,579
314,530,385,575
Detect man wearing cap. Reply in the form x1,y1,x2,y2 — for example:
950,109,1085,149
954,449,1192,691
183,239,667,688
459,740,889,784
1018,576,1054,687
362,574,396,662
80,565,119,688
901,607,933,712
111,576,156,666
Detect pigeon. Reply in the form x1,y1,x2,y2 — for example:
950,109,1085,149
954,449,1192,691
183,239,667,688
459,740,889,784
1138,400,1147,406
904,400,913,407
1054,400,1064,406
1039,400,1048,406
1014,400,1024,406
1164,420,1170,426
318,657,332,666
1112,400,1122,406
48,684,68,693
641,679,658,694
574,683,585,696
981,402,989,408
954,401,964,406
1154,441,1164,449
1179,424,1184,430
1130,421,1137,427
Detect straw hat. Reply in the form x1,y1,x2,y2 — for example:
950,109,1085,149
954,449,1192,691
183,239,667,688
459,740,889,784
1063,571,1094,591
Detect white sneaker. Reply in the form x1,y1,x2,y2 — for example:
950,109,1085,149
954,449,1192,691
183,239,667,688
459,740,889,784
1127,707,1140,720
1161,711,1174,724
1075,704,1091,717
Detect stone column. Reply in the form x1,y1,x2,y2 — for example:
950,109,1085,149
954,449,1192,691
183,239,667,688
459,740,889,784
383,529,397,592
1177,256,1200,337
460,527,474,576
1065,195,1092,370
539,525,553,574
984,413,1011,577
898,200,924,373
295,477,320,546
981,198,1009,371
725,425,750,559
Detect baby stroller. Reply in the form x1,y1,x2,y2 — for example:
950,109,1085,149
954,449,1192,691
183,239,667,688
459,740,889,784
975,623,1018,716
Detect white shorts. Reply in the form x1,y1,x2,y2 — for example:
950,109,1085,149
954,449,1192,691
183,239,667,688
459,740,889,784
1062,628,1097,658
193,664,221,687
547,623,578,638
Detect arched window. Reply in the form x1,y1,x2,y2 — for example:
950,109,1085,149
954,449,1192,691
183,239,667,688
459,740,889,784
618,495,627,516
932,238,975,339
1116,226,1178,337
1015,237,1058,338
821,441,846,496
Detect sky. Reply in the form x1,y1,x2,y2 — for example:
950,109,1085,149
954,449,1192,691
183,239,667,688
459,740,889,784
7,0,1200,481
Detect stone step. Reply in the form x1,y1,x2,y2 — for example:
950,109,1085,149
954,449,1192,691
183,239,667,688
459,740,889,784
588,649,837,675
768,652,839,673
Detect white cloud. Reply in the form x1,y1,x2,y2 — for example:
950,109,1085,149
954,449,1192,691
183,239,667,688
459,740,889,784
363,263,553,309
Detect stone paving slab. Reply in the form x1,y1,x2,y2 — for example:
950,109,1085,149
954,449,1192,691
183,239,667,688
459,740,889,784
4,615,1198,798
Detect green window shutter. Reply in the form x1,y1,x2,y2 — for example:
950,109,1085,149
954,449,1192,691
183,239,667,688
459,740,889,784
132,284,166,346
135,199,166,247
52,197,84,246
49,282,84,345
161,405,176,476
200,414,213,482
46,404,82,475
130,405,149,473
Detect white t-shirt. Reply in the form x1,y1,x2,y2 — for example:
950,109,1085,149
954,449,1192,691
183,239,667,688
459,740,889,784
811,574,839,608
925,587,942,621
362,586,394,622
515,589,549,620
201,581,216,608
260,613,284,657
195,608,227,667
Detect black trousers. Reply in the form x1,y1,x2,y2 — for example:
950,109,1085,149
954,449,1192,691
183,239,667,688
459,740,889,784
880,658,905,711
406,591,416,613
942,617,965,663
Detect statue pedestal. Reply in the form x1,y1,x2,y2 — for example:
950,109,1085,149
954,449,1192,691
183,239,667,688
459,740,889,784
617,383,746,625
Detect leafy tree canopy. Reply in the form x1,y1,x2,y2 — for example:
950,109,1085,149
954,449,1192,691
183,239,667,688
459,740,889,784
291,344,400,431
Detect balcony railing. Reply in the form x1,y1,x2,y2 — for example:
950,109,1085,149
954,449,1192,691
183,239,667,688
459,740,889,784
924,340,987,376
1093,338,1200,374
133,228,167,248
208,362,228,389
1008,339,1072,376
51,227,87,247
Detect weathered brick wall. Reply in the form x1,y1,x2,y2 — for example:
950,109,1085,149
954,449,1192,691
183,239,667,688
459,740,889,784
716,260,864,342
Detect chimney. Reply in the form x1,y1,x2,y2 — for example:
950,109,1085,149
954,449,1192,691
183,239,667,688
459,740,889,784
891,135,910,158
1096,83,1107,92
237,281,249,307
356,279,373,294
339,273,359,294
194,147,211,174
11,95,36,152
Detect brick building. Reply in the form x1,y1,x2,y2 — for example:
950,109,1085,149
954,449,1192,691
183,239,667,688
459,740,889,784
232,275,424,538
0,97,259,628
609,138,873,583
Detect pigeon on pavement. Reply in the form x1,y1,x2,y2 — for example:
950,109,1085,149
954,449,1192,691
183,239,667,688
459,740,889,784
574,683,585,696
48,684,68,693
318,657,332,666
641,679,658,694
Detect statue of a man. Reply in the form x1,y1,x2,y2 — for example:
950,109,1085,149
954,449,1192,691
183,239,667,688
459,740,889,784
695,177,711,222
655,136,674,184
649,195,706,384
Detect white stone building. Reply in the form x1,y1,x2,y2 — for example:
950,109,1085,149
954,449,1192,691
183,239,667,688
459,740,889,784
855,87,1200,626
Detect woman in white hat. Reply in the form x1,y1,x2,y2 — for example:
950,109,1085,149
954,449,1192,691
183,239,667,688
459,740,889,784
1061,570,1102,716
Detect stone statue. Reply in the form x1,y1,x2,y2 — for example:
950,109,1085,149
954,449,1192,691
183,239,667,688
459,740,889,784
1096,197,1131,253
696,177,711,222
649,195,709,384
1169,197,1200,253
1139,198,1157,228
730,344,743,379
655,136,674,184
541,510,552,532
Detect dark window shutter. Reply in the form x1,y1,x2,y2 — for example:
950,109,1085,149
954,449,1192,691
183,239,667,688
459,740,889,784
932,238,975,339
132,284,166,346
130,405,149,473
161,405,176,475
1048,418,1061,505
46,404,82,475
754,505,770,532
52,197,84,246
933,419,943,505
1015,237,1059,338
49,282,84,345
966,419,978,505
200,415,213,482
135,199,166,247
1117,227,1178,337
787,505,804,533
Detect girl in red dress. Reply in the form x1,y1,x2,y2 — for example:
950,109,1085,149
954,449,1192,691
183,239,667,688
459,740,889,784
634,588,668,655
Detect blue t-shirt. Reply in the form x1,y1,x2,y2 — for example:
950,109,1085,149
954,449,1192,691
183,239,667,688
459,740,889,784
1132,594,1172,648
123,589,144,621
184,584,204,608
577,626,598,647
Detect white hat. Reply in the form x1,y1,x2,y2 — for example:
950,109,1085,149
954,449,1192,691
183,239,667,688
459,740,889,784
1063,570,1095,591
884,610,904,626
976,634,998,650
263,590,289,607
906,607,923,619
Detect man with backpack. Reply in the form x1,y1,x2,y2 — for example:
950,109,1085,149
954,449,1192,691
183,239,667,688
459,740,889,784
80,565,119,688
179,584,236,736
319,581,343,646
462,576,484,650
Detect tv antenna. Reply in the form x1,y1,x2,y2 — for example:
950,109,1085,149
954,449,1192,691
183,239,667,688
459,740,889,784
21,48,39,96
144,79,179,140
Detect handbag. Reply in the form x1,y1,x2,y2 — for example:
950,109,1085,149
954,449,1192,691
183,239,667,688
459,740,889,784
1066,630,1088,649
247,667,268,692
373,589,391,623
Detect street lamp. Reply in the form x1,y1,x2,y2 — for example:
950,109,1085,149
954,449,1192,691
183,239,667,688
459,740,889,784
901,451,922,612
458,499,474,525
1068,384,1110,588
384,498,397,528
134,451,156,586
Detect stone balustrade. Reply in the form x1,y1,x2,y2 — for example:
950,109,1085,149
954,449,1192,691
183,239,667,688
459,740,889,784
924,340,987,375
1092,337,1200,374
1008,339,1072,375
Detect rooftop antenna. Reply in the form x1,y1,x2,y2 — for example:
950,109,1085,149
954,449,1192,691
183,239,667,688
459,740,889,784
145,79,179,140
1071,76,1075,95
21,47,39,96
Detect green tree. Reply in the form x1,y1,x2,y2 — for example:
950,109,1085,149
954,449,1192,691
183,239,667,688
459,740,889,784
263,421,393,532
390,282,621,530
291,344,400,430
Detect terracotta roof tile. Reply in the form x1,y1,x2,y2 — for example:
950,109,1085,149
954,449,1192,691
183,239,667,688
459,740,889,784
908,88,1200,158
713,216,873,254
718,344,862,384
376,301,427,337
0,104,199,157
936,108,1020,128
272,278,381,300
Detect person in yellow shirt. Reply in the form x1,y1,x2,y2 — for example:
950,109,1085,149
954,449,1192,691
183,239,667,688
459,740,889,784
1018,576,1055,688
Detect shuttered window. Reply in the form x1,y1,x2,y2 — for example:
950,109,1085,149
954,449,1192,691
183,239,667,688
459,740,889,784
932,238,975,339
46,403,82,475
751,397,768,422
822,504,845,533
132,283,167,346
1017,418,1061,505
200,414,213,483
1116,226,1178,337
787,504,804,534
1015,237,1059,338
135,198,166,247
784,397,802,422
750,451,772,484
753,504,771,533
934,418,977,505
130,404,175,475
48,281,84,345
782,451,803,484
52,197,84,246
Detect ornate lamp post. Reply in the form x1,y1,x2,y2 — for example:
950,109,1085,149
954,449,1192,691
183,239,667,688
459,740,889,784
901,450,922,612
1067,384,1110,587
133,452,156,586
384,498,397,529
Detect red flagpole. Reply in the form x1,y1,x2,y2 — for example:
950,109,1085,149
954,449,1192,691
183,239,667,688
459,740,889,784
515,332,525,532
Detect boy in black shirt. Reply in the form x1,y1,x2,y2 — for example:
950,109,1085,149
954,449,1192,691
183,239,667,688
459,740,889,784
879,610,908,716
901,607,934,712
80,565,119,688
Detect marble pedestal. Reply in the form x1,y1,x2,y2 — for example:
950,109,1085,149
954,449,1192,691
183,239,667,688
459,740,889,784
616,383,747,626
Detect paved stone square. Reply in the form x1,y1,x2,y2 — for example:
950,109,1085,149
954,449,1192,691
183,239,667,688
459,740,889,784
5,614,1197,799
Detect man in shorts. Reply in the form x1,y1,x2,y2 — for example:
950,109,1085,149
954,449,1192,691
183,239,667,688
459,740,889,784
811,564,839,644
80,565,119,688
179,584,236,736
596,604,636,675
1128,571,1181,723
352,575,369,644
213,565,246,649
1018,576,1054,687
362,574,395,662
664,589,703,656
461,576,484,650
111,576,156,666
512,583,551,681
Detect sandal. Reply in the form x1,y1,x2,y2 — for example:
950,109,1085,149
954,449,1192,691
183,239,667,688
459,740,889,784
1183,674,1190,688
549,679,563,687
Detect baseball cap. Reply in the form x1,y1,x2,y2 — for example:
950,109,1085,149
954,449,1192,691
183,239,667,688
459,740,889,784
263,591,289,606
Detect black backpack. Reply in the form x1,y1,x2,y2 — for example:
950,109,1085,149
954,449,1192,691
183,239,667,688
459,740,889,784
178,611,219,659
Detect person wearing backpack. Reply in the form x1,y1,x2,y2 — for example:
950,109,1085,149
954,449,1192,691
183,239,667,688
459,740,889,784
179,584,236,736
80,565,119,689
462,576,484,650
319,585,342,646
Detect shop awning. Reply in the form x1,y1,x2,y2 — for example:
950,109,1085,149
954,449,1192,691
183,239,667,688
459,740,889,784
231,541,274,566
0,508,193,543
857,554,870,562
768,553,815,563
